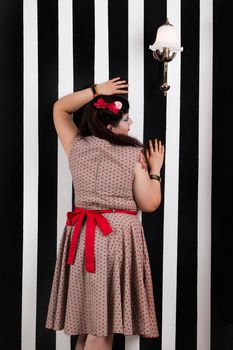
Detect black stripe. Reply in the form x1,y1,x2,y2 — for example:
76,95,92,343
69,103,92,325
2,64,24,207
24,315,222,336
73,0,95,90
143,1,167,349
36,0,58,349
71,0,95,348
0,1,23,348
176,1,199,349
108,0,128,82
211,1,233,349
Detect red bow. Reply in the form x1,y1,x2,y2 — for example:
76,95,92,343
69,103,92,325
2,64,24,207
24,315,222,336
66,208,112,272
66,207,137,273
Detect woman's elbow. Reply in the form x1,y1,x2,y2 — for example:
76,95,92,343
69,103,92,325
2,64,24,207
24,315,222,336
138,197,161,213
53,100,63,112
53,101,60,116
150,196,161,212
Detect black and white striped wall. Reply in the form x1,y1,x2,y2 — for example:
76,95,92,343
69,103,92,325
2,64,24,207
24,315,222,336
1,0,233,349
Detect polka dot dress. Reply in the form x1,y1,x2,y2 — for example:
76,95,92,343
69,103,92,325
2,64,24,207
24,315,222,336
45,134,159,338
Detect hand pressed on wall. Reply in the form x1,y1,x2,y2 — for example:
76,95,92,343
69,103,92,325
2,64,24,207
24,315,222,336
97,77,128,95
146,139,165,173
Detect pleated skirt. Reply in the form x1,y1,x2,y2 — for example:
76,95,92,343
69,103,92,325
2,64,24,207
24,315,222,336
45,212,159,338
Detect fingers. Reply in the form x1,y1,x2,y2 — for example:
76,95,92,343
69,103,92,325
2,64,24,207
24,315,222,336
148,139,164,154
114,81,128,91
158,140,165,153
114,89,128,94
109,77,129,94
158,140,161,151
115,84,128,90
116,83,128,87
115,79,127,85
149,139,154,153
111,77,128,86
111,77,121,82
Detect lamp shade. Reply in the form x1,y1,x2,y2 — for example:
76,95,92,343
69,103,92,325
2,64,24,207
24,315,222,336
149,20,183,53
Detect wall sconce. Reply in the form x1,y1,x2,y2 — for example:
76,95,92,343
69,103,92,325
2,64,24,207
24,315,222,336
149,18,183,96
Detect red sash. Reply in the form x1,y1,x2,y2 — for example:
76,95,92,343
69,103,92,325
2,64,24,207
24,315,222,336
66,207,138,273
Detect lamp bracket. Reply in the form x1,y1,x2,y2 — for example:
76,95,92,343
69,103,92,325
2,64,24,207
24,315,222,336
153,48,177,63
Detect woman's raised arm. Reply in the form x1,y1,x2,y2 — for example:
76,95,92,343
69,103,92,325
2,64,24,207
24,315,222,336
53,87,94,157
53,78,128,156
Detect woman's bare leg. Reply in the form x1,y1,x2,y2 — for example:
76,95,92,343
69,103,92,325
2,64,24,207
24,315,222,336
84,333,114,350
75,334,88,350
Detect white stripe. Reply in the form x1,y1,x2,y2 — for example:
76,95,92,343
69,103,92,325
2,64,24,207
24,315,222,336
127,0,144,349
94,0,109,81
56,0,74,349
197,0,213,349
22,0,38,349
162,3,181,350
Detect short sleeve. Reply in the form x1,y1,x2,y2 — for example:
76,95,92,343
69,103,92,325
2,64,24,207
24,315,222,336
135,147,148,170
131,147,148,181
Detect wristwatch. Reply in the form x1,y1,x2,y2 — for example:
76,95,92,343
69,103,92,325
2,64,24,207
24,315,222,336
149,174,161,182
91,83,100,97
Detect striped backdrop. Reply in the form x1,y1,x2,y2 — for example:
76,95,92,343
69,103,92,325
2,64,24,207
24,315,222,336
1,0,232,349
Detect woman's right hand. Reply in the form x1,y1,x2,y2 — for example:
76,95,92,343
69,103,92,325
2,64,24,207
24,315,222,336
97,77,128,95
145,139,165,173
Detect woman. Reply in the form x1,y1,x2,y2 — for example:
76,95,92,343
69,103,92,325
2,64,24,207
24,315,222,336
45,77,165,350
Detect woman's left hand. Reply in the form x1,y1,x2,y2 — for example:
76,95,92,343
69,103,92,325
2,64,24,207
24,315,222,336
97,77,128,95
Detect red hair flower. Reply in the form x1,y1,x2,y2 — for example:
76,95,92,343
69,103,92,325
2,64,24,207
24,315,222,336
93,98,123,115
93,98,108,109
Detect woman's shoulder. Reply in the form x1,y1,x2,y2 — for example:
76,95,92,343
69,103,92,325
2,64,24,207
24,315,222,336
74,134,144,155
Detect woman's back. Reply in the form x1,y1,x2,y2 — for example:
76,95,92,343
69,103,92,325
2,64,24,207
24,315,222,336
69,134,143,211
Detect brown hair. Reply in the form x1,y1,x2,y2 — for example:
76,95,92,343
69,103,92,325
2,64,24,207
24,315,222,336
77,94,143,148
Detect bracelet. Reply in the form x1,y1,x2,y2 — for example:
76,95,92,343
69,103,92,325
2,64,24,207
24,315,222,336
149,174,161,182
91,83,100,97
